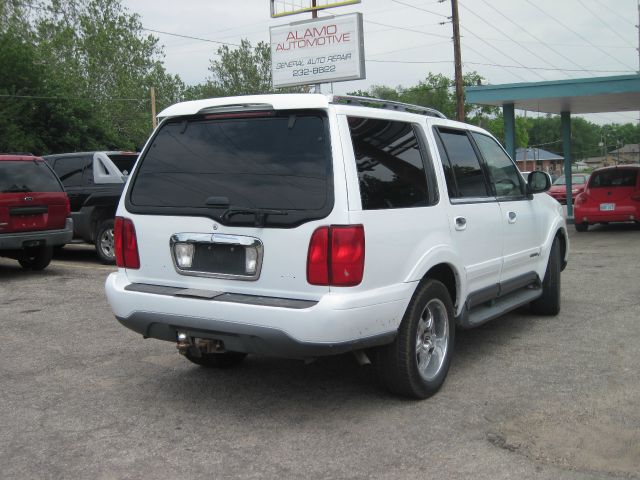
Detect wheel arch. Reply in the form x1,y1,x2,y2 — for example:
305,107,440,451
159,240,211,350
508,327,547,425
89,207,117,242
418,263,460,314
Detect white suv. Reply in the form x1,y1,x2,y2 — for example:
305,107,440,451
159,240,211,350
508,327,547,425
105,94,568,398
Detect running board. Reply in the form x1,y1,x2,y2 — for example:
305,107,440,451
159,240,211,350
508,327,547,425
457,286,542,329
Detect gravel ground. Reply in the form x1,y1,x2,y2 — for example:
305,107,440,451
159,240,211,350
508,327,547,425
1,224,639,480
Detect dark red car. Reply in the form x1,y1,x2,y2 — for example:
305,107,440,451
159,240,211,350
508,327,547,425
574,165,640,232
547,173,589,204
0,154,73,270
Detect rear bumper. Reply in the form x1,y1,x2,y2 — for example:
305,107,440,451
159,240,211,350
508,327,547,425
105,272,414,358
0,218,73,249
574,206,637,224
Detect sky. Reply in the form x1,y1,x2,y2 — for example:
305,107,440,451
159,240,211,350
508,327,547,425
124,0,639,124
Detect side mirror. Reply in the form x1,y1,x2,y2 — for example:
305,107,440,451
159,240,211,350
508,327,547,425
527,171,551,195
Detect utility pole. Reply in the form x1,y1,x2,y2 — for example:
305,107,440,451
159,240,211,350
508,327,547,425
311,0,321,94
450,0,464,122
150,86,157,130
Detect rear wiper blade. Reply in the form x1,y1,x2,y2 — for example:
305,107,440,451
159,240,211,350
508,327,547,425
221,207,288,228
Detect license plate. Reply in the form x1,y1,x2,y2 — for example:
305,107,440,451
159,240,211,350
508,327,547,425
600,203,615,211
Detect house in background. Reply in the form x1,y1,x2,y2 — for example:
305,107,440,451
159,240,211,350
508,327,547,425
515,147,564,174
607,144,640,165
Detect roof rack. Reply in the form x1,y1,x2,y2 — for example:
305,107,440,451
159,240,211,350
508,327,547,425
329,95,447,119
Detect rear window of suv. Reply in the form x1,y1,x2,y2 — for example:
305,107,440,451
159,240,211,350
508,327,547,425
128,110,333,227
0,160,63,193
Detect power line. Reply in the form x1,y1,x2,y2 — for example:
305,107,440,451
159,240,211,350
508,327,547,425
523,0,634,71
463,62,633,74
475,0,597,75
142,29,241,48
363,19,451,39
576,0,636,48
590,0,636,26
0,93,148,102
462,43,529,82
367,40,452,58
459,1,571,80
461,26,548,81
389,0,450,19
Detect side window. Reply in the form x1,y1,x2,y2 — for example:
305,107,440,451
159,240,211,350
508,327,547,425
82,155,94,184
348,116,433,210
471,133,524,198
52,157,85,187
435,128,489,198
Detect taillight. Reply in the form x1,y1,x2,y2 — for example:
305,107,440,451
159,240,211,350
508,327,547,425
114,216,140,269
307,225,364,287
64,196,71,216
575,192,588,206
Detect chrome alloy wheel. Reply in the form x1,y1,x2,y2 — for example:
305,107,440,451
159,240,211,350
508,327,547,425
99,228,115,260
415,298,450,382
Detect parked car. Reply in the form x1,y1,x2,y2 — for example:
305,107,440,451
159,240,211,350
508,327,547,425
105,94,568,399
574,165,640,232
0,154,73,270
547,173,589,204
44,151,139,263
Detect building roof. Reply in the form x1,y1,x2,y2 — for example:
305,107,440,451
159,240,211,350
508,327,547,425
609,143,640,154
515,147,563,161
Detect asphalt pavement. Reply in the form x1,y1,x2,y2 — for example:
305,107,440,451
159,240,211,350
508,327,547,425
1,225,639,480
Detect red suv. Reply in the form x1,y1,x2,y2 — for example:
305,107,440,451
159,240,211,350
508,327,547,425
574,165,640,232
0,154,73,270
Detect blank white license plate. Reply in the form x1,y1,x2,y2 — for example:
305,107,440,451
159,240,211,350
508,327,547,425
600,203,615,211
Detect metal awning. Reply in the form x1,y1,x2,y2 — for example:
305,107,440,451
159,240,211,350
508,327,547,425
466,74,640,115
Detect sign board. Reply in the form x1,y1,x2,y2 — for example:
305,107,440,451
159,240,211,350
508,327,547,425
270,13,365,88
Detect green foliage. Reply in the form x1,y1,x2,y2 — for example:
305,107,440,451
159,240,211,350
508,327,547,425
0,0,183,154
183,39,304,101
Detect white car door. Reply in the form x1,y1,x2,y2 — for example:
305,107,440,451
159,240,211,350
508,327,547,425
470,132,542,286
432,127,503,304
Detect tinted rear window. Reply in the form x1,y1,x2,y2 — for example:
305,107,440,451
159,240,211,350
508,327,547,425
107,154,138,175
128,111,332,227
0,160,63,193
590,169,637,188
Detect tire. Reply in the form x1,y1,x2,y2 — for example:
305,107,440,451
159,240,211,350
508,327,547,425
184,351,247,368
18,245,53,271
375,279,455,399
575,222,588,232
95,219,116,264
530,237,561,316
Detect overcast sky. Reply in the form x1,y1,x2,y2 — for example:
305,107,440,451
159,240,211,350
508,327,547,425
124,0,639,124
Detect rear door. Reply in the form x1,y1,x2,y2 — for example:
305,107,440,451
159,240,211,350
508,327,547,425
0,160,67,233
122,108,345,300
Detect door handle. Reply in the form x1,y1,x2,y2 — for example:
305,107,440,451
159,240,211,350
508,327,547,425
507,211,517,224
454,216,467,231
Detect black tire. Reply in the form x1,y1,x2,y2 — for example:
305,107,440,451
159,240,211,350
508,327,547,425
18,245,53,271
375,279,455,399
575,222,588,232
184,351,247,368
530,237,561,316
95,219,116,264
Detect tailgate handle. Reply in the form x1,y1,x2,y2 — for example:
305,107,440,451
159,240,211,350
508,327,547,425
9,206,48,216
